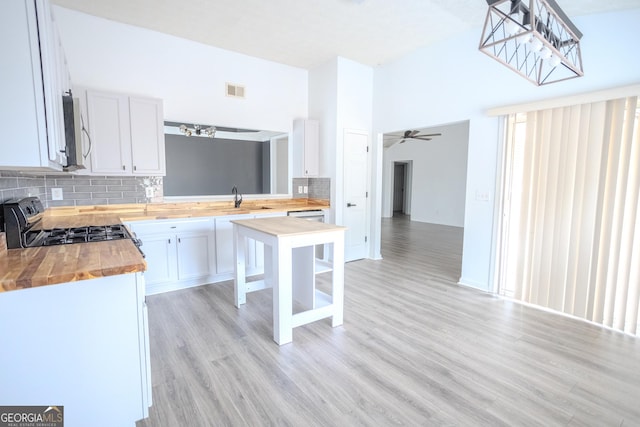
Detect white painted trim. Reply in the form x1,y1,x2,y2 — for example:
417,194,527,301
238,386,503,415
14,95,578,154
458,277,490,291
488,116,507,294
486,83,640,116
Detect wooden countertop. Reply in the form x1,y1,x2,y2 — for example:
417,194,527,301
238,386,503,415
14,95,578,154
232,216,346,237
48,198,329,222
0,235,145,292
0,198,329,293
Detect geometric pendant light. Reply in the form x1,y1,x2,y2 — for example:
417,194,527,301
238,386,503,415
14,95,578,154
479,0,583,85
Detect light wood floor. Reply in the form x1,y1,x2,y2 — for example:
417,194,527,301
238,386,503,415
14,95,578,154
138,216,640,427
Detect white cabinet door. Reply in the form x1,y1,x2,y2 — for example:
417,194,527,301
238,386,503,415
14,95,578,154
215,217,235,275
129,218,214,294
37,0,67,166
0,0,63,170
303,119,319,176
253,212,287,270
176,233,211,280
81,89,165,176
141,234,177,287
293,119,319,177
86,90,132,174
215,215,254,274
129,96,166,175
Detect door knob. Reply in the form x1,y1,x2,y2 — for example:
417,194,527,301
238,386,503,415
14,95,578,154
347,203,356,207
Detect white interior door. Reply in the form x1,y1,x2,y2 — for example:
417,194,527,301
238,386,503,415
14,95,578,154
343,129,369,261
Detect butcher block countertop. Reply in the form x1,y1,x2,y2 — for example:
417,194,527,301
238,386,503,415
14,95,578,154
46,198,329,222
232,216,345,237
0,233,145,292
0,198,329,293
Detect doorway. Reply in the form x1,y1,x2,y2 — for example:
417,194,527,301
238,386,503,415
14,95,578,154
343,129,370,262
392,161,411,216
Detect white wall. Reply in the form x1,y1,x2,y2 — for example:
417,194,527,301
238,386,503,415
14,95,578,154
308,59,338,204
382,121,469,227
309,57,373,228
53,7,308,134
373,9,640,290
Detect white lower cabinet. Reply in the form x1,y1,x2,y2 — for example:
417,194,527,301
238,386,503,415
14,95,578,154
176,233,211,280
140,234,178,286
215,212,287,277
128,218,214,295
215,214,253,276
130,212,286,295
0,273,150,427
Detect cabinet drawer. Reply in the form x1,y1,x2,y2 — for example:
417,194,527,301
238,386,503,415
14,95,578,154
129,218,213,236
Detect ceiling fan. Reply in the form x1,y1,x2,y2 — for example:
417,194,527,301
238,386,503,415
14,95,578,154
386,130,442,147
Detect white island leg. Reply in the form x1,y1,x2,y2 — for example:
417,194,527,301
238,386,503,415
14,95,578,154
331,233,345,327
273,240,293,345
233,223,246,307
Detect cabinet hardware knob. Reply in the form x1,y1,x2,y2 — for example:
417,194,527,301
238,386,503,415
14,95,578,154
347,203,357,207
178,238,181,243
168,238,171,244
122,165,126,170
134,165,137,171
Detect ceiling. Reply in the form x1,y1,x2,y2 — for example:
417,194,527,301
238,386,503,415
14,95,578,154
51,0,640,70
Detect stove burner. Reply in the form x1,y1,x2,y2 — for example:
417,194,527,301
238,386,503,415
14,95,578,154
39,225,133,246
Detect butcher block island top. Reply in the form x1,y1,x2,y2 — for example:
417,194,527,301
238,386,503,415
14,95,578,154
231,216,345,237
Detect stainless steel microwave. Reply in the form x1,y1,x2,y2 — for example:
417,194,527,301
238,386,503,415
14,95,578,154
62,93,86,171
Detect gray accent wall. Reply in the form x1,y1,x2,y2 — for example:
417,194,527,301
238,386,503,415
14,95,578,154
163,134,270,196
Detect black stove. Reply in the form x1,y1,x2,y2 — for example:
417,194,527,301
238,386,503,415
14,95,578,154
41,224,133,245
1,197,143,256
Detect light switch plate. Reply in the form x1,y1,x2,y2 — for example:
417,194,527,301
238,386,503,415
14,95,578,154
51,188,63,201
298,186,303,193
303,186,308,194
145,187,154,198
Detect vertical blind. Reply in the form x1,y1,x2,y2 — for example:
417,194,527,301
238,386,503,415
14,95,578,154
499,96,640,335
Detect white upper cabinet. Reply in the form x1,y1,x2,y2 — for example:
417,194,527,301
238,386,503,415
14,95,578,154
129,96,166,175
81,89,165,176
0,0,68,170
85,90,132,175
293,119,319,177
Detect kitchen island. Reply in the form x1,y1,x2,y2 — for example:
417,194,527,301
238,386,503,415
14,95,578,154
232,216,346,345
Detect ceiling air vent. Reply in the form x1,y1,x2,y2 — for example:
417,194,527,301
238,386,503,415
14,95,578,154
225,83,245,99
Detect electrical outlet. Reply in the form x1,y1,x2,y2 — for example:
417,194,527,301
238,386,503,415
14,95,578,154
51,188,63,201
298,186,303,193
303,186,308,194
145,187,154,198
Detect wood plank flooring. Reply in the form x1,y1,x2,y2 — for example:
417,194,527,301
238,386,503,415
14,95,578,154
138,216,640,427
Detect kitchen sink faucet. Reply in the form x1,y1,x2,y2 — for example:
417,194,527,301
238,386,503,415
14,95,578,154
232,186,243,208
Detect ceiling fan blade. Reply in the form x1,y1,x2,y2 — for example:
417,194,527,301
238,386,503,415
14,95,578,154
418,133,442,137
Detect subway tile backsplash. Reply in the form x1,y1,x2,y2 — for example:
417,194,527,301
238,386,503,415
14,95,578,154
292,177,330,200
1,170,328,208
0,171,161,208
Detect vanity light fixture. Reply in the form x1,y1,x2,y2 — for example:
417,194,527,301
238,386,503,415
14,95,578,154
479,0,583,85
179,124,216,138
